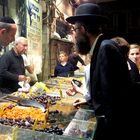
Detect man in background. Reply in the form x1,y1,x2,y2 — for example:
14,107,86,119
0,16,17,56
68,48,85,71
0,16,17,96
112,36,140,83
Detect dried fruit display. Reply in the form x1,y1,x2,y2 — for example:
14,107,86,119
0,99,77,136
29,93,61,108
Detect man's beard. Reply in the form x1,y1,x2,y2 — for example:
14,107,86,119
75,34,91,55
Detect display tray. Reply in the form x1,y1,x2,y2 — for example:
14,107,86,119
0,122,96,140
74,108,95,121
64,119,96,139
45,77,83,89
0,100,78,138
0,95,96,139
0,78,96,139
64,108,96,139
0,107,96,140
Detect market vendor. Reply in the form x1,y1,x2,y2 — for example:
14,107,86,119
0,36,31,94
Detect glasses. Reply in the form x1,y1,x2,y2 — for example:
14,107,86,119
74,27,81,31
71,27,81,32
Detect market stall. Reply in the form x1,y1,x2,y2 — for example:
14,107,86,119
0,77,96,140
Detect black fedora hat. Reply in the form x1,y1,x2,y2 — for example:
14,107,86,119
66,3,108,24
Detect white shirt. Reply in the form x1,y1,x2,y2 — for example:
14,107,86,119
22,54,30,67
83,34,103,101
83,64,91,101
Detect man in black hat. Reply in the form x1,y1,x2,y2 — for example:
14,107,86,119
66,3,137,140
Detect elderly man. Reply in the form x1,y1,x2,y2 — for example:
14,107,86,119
0,37,30,94
66,3,137,140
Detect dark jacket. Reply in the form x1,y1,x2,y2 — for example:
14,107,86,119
90,35,137,139
0,49,25,93
68,54,85,71
128,58,140,83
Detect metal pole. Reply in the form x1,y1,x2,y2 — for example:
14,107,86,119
2,0,5,16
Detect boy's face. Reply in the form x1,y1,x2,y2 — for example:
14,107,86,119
59,54,68,62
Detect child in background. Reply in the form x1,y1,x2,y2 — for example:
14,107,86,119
54,51,74,77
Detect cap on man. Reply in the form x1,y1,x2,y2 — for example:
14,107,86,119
0,16,17,47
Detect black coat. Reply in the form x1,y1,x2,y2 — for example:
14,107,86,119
128,58,140,83
90,35,138,139
68,54,85,71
